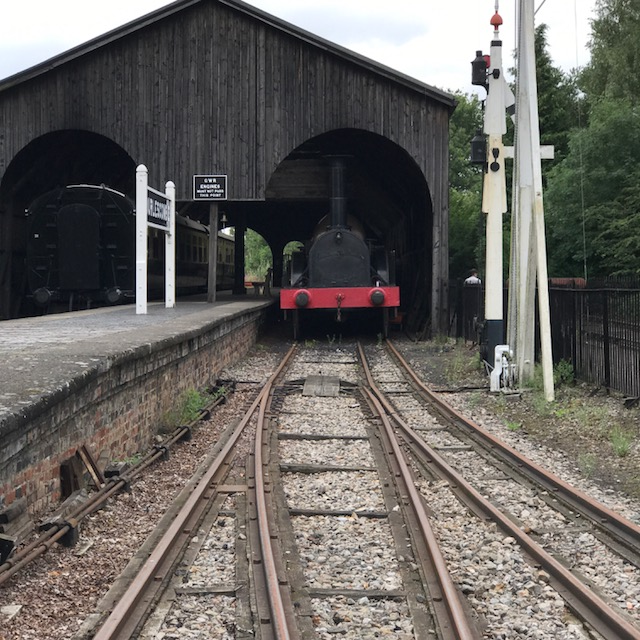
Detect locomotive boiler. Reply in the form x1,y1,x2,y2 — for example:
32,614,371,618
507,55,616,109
280,157,400,338
25,184,233,312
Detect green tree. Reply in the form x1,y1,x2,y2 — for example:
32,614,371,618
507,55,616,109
533,24,582,163
449,92,484,191
545,98,640,276
545,0,640,276
449,189,483,279
581,0,640,104
588,171,640,275
508,24,581,162
244,229,272,279
448,92,484,280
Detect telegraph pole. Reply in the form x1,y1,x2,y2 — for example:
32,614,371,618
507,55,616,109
508,0,555,401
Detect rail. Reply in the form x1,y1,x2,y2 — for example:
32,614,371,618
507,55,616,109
93,344,297,640
251,352,299,640
0,396,220,587
357,342,479,640
385,339,640,553
383,339,640,640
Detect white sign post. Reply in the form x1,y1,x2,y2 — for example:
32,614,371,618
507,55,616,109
135,164,176,314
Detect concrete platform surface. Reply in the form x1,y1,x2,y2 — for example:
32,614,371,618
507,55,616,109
0,294,273,426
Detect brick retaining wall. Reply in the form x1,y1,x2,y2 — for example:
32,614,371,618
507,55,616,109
0,308,264,514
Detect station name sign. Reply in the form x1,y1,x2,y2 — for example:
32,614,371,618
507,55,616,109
193,175,227,201
147,188,170,229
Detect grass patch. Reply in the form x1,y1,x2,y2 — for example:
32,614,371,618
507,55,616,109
531,392,555,417
119,453,142,466
161,387,224,430
444,346,482,385
433,333,452,347
466,391,483,409
609,426,634,457
574,404,610,437
493,393,507,414
578,452,598,478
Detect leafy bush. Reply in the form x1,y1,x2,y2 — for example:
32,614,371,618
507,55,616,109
553,359,574,386
530,360,574,391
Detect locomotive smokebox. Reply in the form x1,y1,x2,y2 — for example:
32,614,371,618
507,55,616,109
329,156,348,229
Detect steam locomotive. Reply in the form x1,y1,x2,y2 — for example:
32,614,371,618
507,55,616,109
280,157,400,338
25,184,234,311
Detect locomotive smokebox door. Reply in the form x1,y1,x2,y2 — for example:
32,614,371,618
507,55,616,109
58,204,100,290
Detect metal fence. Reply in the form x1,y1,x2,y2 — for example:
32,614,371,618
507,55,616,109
450,280,485,343
450,278,640,398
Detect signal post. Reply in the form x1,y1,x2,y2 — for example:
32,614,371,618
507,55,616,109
471,1,554,400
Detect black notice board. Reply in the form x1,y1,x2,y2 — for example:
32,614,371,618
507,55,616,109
193,175,227,200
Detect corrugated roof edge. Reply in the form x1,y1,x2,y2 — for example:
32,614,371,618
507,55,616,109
0,0,457,110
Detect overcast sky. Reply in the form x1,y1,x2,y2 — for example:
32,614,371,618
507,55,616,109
1,0,596,95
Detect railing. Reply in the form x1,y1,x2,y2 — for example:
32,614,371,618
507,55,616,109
450,278,640,398
450,280,485,344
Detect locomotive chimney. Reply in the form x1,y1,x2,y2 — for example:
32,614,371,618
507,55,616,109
329,156,348,229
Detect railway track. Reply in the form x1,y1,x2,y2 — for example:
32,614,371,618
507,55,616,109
0,388,230,589
3,339,639,639
83,343,481,639
362,340,640,640
272,347,477,639
91,345,297,639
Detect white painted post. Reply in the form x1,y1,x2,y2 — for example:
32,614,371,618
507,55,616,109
510,0,554,401
481,11,509,363
525,0,554,401
165,181,176,308
136,165,148,315
509,59,538,384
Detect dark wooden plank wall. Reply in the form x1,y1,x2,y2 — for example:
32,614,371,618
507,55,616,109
0,3,449,199
0,0,451,328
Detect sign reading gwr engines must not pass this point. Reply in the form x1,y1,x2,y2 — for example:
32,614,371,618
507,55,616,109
193,175,227,200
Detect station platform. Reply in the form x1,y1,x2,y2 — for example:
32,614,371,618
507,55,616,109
0,292,274,428
0,292,277,514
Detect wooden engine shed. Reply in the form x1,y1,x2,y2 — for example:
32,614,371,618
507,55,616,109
0,0,455,333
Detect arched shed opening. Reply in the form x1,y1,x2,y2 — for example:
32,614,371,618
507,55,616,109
0,130,134,317
257,128,434,333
